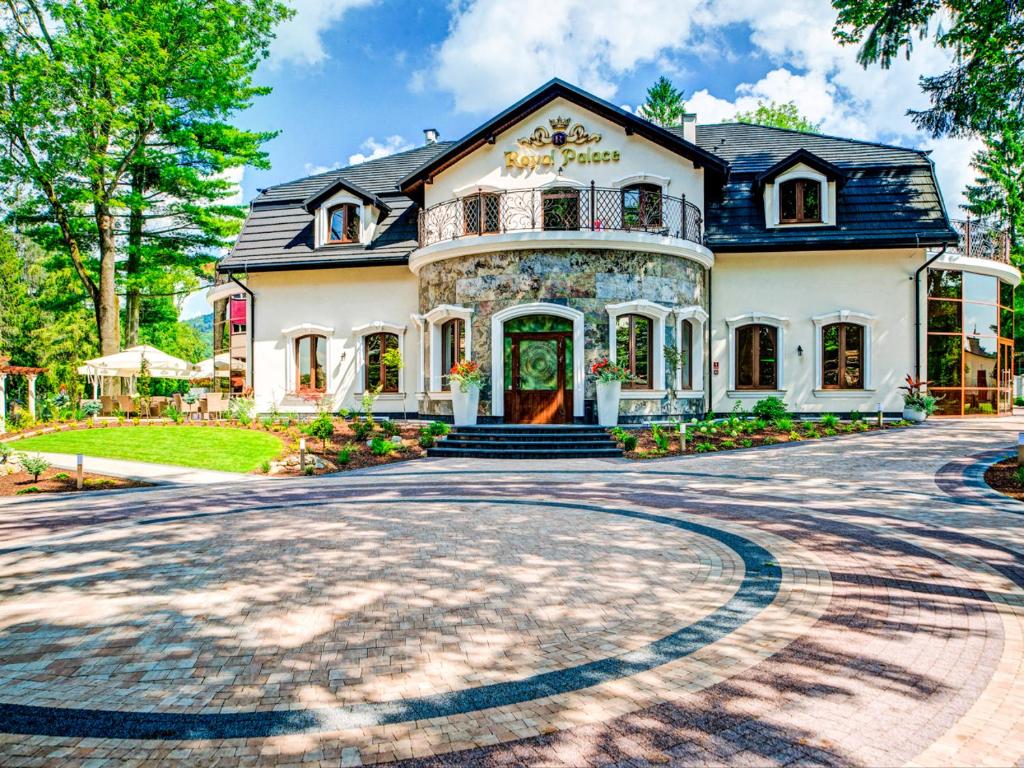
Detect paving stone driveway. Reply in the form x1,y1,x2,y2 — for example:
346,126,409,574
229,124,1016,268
1,417,1023,767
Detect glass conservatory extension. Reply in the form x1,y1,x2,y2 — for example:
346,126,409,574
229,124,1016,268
927,269,1014,416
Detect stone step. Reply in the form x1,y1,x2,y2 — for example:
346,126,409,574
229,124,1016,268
427,445,623,459
427,423,623,459
443,434,615,446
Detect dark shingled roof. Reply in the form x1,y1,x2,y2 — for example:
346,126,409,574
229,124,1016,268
219,116,956,273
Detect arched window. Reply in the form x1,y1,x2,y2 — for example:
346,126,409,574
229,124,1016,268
462,193,501,235
821,323,864,389
616,314,653,389
440,318,465,389
779,179,821,223
365,332,400,393
679,319,693,390
295,335,326,393
621,183,662,230
328,203,360,243
542,187,580,230
735,324,777,390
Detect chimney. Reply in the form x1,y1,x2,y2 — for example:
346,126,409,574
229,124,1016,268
681,113,696,143
423,128,439,145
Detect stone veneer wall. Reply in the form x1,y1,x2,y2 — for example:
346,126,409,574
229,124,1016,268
418,248,707,421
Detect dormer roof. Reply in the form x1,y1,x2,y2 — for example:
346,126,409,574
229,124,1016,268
754,148,846,190
301,177,392,219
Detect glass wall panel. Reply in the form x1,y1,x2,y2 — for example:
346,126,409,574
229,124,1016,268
930,389,963,416
964,336,998,388
927,300,961,333
1000,307,1013,339
963,388,999,415
964,272,998,304
928,269,961,298
927,335,962,386
1001,280,1014,308
963,301,998,337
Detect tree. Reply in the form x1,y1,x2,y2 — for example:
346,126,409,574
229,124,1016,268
0,0,289,356
734,101,821,133
965,123,1024,264
639,77,687,127
832,0,1024,137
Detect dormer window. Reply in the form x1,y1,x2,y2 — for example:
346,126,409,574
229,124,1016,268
328,203,360,243
779,179,821,224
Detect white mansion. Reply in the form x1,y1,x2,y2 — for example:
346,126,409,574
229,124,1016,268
212,79,1019,422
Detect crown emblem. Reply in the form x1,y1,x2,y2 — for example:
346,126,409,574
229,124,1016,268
549,116,571,131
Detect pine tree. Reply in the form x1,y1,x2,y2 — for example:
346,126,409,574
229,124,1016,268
639,77,687,127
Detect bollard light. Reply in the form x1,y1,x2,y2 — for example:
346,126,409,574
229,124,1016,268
76,453,84,490
876,401,884,428
299,437,306,472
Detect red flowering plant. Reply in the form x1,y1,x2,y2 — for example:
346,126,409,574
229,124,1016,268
449,359,484,392
590,358,633,383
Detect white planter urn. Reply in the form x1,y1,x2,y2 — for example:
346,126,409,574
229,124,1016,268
902,406,927,423
451,384,480,427
596,380,622,427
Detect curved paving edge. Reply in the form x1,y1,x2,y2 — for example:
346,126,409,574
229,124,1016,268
934,448,1022,511
0,497,780,741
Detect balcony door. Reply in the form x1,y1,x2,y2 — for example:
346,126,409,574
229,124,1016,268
541,187,580,231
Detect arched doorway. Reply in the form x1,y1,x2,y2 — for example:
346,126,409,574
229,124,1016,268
490,303,585,423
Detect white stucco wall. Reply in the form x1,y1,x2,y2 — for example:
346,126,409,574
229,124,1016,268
711,249,926,415
424,96,705,212
248,267,419,415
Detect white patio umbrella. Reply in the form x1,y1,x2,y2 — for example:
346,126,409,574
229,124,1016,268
190,354,243,380
77,345,197,395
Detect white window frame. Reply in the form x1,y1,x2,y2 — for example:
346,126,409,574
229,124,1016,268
606,299,670,399
423,304,474,398
769,168,830,227
673,306,707,398
725,313,789,396
317,192,370,247
352,321,407,397
281,322,335,395
812,310,876,395
611,173,671,191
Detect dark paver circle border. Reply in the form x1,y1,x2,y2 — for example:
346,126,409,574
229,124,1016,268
0,496,781,741
934,448,1024,512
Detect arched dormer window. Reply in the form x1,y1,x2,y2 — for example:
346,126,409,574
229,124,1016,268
779,179,821,224
621,183,663,230
365,332,400,393
328,203,360,243
295,334,327,393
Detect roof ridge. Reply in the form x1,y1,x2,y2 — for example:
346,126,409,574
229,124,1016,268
696,122,928,156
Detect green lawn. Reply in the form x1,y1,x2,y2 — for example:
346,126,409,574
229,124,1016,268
12,426,283,473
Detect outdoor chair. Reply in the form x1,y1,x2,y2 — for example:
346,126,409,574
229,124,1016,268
149,396,168,418
100,396,116,417
173,393,199,420
203,393,228,420
116,395,136,417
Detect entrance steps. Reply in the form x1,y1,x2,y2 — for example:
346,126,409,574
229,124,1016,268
427,424,623,459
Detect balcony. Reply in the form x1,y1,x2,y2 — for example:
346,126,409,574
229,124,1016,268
416,185,703,250
951,218,1012,264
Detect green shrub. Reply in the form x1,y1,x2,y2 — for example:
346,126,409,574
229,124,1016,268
720,439,736,450
820,413,839,429
428,421,450,437
336,408,351,420
751,397,787,424
741,438,753,448
307,413,335,451
1014,466,1024,486
850,409,862,421
804,428,821,439
351,419,375,442
610,426,629,443
418,432,436,449
623,434,638,451
693,441,717,453
370,435,396,456
16,486,41,494
379,419,400,438
302,465,315,476
774,416,794,432
18,454,51,482
788,431,801,441
763,436,778,445
165,406,184,424
81,400,102,417
0,443,12,464
337,444,354,464
83,478,116,489
650,423,670,451
856,421,869,432
53,472,70,481
823,427,837,436
259,460,271,474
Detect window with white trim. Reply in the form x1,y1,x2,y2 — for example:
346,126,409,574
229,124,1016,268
295,334,327,393
440,318,465,389
606,300,670,395
735,324,778,390
812,311,875,392
779,178,821,223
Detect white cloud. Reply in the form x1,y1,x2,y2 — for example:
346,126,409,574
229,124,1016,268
303,161,344,176
348,135,414,165
269,0,375,67
420,0,976,209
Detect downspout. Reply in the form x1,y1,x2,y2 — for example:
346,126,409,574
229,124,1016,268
914,243,947,381
706,265,713,417
229,273,255,392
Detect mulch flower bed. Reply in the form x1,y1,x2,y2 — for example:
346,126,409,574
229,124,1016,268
612,416,915,460
0,467,148,496
983,458,1024,502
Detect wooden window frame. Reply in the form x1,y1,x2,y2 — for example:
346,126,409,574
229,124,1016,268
295,334,326,394
779,179,822,224
440,319,465,389
327,203,360,244
364,332,400,393
461,193,501,236
680,319,693,390
617,314,654,390
735,324,778,390
621,183,663,230
821,322,864,390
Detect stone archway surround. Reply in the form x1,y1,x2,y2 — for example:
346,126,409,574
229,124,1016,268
490,302,586,419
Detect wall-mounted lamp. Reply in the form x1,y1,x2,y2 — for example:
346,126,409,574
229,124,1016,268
797,345,804,357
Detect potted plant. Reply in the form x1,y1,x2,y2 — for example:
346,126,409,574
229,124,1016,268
449,360,483,426
899,374,937,422
591,358,632,427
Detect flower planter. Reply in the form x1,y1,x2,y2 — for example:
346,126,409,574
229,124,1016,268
451,384,480,427
902,407,927,423
596,380,622,427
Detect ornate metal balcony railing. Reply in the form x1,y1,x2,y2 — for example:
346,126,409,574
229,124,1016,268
417,184,703,249
951,218,1012,264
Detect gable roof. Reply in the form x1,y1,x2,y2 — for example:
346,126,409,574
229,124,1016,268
754,148,847,189
397,78,730,201
301,177,392,216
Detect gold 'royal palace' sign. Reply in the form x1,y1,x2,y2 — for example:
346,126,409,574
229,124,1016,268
504,116,620,170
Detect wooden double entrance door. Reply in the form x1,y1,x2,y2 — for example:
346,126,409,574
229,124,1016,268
504,331,573,424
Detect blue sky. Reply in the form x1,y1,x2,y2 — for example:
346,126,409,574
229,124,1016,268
183,0,975,318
